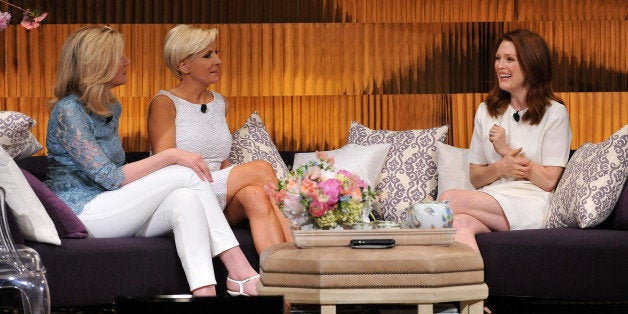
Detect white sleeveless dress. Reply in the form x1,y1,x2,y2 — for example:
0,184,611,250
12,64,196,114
157,90,234,210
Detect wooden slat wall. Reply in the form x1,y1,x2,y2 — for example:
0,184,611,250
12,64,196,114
1,1,626,155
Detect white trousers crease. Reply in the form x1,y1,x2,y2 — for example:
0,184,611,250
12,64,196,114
79,165,239,290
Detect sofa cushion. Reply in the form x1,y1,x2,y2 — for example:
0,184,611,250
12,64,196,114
612,180,628,230
0,146,61,245
436,142,475,199
546,124,628,228
292,143,391,187
347,122,448,221
0,111,43,160
229,111,289,179
21,168,88,238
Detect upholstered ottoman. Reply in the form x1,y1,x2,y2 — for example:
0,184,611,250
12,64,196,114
258,242,488,314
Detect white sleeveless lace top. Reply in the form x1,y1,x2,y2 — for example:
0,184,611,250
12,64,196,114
157,90,232,172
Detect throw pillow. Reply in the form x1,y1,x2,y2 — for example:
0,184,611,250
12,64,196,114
436,142,475,199
228,111,290,179
0,146,61,245
0,111,43,159
347,121,449,221
292,143,392,187
21,169,88,238
546,124,628,228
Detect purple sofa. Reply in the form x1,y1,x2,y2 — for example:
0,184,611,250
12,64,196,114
5,151,628,311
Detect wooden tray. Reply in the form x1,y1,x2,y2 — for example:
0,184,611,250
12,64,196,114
292,228,455,248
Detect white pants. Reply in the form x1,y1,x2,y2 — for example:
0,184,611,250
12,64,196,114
80,165,238,291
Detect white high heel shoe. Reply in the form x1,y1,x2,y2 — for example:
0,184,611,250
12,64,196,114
227,274,260,296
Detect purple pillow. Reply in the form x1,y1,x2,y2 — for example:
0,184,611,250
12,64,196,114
20,169,88,238
612,181,628,230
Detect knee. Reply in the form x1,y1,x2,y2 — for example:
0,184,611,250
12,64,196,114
250,160,277,181
439,189,459,202
238,185,269,203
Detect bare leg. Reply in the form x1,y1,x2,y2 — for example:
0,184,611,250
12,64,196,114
225,186,284,254
224,160,292,254
192,285,217,296
439,189,510,251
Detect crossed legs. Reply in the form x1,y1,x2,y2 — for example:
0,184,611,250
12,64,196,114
439,189,510,251
223,160,293,255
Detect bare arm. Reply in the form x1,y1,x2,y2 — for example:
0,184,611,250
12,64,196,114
469,147,528,189
147,94,178,154
523,163,565,192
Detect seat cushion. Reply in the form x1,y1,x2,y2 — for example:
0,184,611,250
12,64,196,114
477,228,628,301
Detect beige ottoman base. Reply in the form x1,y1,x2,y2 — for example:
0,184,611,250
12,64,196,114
258,283,489,314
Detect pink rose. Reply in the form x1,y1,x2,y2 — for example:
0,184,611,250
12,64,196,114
308,200,330,217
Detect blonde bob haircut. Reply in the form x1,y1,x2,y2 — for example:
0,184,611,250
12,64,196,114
49,26,124,117
164,24,218,79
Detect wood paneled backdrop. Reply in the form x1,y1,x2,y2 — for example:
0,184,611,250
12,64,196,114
1,0,627,155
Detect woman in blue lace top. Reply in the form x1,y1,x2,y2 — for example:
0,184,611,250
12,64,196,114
45,26,260,297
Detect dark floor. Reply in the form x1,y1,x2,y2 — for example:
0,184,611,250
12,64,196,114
2,297,628,314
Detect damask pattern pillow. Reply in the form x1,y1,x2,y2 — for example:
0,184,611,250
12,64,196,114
228,111,290,179
0,111,43,159
546,124,628,228
347,121,449,221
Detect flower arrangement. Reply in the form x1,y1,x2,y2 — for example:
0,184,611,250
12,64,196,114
0,0,47,31
265,152,377,229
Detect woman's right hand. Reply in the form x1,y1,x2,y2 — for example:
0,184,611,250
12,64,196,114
498,147,530,179
169,148,213,181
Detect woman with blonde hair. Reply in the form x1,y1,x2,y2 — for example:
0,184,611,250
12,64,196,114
45,25,260,297
148,24,292,259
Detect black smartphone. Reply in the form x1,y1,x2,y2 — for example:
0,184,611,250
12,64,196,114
350,239,395,249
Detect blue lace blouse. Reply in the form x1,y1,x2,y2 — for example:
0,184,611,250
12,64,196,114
45,94,126,215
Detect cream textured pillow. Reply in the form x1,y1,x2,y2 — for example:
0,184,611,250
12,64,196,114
347,122,449,221
0,111,43,159
292,143,392,187
436,142,475,199
0,146,61,245
228,111,289,179
546,124,628,228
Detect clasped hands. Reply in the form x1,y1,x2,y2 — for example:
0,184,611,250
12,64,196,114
489,124,530,180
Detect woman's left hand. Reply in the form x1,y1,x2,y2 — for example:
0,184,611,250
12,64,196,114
488,124,510,156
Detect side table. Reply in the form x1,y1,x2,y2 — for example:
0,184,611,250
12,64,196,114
258,242,488,314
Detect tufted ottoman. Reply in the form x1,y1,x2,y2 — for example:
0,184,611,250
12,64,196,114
257,242,488,314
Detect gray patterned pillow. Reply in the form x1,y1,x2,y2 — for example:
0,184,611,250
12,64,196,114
347,121,449,222
0,111,43,159
228,111,289,179
546,124,628,228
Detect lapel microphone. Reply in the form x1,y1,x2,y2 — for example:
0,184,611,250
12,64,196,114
200,104,207,113
513,111,520,122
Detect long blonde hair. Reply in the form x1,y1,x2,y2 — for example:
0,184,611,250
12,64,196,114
163,24,218,79
48,26,124,117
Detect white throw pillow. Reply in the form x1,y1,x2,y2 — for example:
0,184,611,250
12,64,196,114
546,124,628,228
292,143,392,187
0,111,43,159
347,121,449,222
436,142,475,199
228,111,290,179
0,146,61,245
